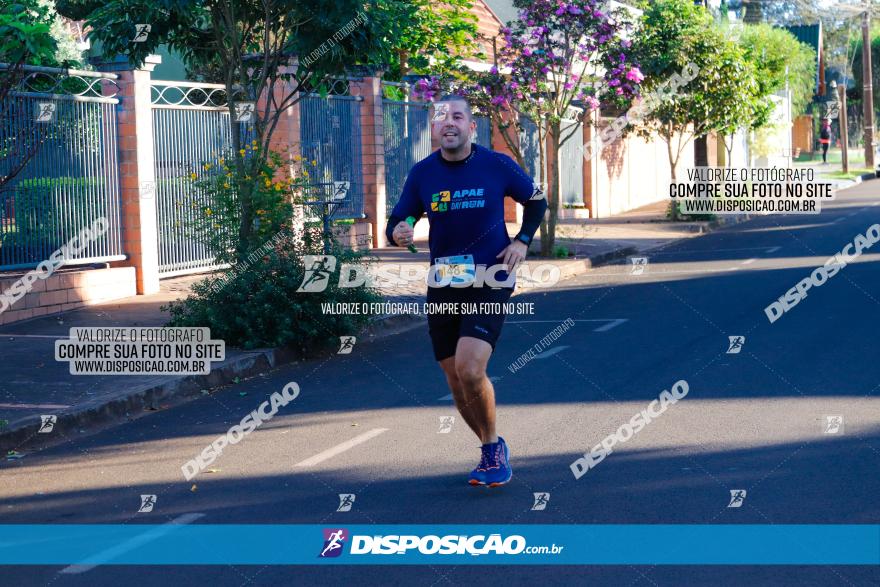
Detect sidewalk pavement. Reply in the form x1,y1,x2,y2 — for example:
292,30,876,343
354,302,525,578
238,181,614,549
0,200,748,451
794,157,878,188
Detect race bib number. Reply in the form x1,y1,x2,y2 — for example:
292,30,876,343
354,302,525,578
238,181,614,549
433,254,475,285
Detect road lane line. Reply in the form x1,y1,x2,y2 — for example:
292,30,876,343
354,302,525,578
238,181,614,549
534,345,569,359
507,319,628,332
506,319,626,324
592,318,628,332
0,334,69,339
294,428,389,467
59,513,205,574
0,402,71,409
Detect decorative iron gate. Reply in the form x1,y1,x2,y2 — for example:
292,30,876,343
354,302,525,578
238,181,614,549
151,81,245,277
383,99,432,212
298,88,364,220
0,64,124,270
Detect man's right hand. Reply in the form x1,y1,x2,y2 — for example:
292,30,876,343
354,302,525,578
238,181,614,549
392,221,414,247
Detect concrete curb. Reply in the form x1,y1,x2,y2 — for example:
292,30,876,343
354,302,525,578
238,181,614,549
0,216,745,450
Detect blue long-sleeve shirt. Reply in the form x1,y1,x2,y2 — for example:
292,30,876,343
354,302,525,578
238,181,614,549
385,143,547,285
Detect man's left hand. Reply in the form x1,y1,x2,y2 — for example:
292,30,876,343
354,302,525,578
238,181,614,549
496,240,528,272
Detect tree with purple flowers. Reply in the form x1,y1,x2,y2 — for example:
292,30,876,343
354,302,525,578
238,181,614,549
472,0,642,255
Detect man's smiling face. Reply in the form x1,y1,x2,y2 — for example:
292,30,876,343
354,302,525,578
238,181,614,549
432,100,476,151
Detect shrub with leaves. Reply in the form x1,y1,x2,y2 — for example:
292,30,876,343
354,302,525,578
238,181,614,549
187,141,305,265
163,231,382,352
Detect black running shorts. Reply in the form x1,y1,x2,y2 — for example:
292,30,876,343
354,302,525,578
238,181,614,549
425,285,514,361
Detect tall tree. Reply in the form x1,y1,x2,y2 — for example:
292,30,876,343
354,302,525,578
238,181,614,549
61,0,396,261
375,0,483,84
630,0,758,218
0,0,63,189
738,23,818,121
442,0,641,255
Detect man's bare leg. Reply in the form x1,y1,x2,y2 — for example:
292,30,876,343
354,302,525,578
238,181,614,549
439,356,484,439
452,336,496,444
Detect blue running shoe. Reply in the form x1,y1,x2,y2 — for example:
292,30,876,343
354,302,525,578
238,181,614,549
468,437,512,487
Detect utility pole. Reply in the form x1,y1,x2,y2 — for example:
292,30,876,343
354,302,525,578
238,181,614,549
863,0,876,169
839,82,849,173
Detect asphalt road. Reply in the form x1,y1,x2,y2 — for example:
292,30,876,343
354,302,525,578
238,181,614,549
2,181,879,585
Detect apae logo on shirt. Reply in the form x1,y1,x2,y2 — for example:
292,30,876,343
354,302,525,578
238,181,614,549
431,187,486,212
430,190,451,212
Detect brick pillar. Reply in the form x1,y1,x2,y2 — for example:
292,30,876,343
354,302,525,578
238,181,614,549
492,112,524,225
349,72,387,248
100,55,161,295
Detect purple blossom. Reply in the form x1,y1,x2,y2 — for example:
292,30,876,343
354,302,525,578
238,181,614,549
585,95,600,110
625,67,644,83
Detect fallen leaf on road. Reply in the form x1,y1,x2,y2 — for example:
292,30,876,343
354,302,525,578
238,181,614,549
351,423,359,427
190,484,197,492
233,377,240,384
239,392,247,397
206,468,221,474
6,451,24,460
0,420,7,428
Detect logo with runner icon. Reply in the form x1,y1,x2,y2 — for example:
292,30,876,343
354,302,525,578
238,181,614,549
319,528,348,558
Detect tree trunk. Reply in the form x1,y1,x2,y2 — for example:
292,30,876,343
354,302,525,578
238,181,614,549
541,121,561,257
694,135,709,166
666,134,679,221
537,119,548,253
398,49,409,80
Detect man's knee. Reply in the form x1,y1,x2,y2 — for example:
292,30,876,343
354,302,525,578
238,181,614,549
455,358,486,387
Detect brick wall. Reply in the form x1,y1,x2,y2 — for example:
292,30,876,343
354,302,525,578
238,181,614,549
0,267,137,326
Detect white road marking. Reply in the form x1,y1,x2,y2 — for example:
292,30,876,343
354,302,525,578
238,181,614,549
648,246,779,255
740,258,757,265
534,345,569,359
507,318,628,333
59,513,205,574
294,428,389,467
592,318,628,332
0,402,70,409
0,334,69,339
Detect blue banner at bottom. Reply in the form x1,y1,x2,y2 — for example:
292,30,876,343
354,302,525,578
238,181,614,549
0,525,877,565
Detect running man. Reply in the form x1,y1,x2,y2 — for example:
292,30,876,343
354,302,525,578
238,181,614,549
385,94,547,487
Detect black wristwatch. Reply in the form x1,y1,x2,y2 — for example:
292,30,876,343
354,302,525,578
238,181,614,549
514,232,532,246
